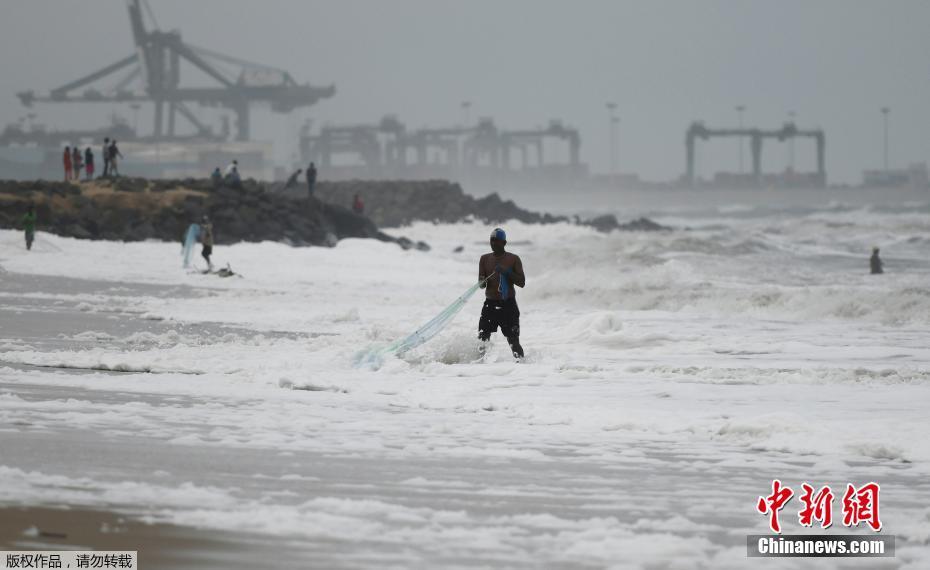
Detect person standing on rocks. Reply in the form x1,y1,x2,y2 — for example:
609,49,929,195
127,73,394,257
102,137,110,177
306,162,317,197
109,139,122,176
225,166,242,188
22,204,37,251
63,146,72,181
352,193,364,215
224,159,239,177
477,227,526,359
72,146,83,181
200,215,215,271
284,168,302,190
84,147,95,180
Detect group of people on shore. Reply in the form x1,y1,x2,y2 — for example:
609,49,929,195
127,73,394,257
62,138,122,182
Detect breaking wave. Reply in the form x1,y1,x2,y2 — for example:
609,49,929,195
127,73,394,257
526,207,930,324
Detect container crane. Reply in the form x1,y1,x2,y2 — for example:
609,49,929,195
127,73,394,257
17,0,335,141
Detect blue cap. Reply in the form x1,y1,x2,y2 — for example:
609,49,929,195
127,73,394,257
490,228,507,241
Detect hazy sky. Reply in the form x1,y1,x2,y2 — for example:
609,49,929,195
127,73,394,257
2,0,929,183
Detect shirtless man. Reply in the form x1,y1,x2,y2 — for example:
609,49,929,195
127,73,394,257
477,227,526,359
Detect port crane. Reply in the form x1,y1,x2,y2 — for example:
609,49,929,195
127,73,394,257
17,0,334,141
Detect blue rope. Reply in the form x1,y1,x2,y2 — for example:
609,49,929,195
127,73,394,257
498,272,509,300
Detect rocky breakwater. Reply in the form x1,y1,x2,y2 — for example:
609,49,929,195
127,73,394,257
0,178,405,247
1,178,669,248
311,179,668,232
309,180,564,228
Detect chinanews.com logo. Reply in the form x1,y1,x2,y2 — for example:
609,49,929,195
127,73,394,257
747,480,895,558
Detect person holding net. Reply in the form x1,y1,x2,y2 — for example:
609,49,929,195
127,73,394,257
477,227,526,359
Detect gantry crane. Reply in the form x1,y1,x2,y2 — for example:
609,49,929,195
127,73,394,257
301,116,405,169
17,0,334,141
686,122,825,187
499,120,581,171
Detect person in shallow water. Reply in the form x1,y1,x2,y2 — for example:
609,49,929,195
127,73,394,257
22,204,36,251
477,228,526,359
201,215,215,271
870,246,883,274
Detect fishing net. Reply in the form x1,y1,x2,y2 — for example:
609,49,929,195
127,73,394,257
355,280,484,368
182,223,200,268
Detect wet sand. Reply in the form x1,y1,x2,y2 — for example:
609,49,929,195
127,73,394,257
0,506,298,570
0,270,323,360
0,272,319,568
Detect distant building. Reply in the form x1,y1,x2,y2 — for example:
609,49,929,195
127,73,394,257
591,172,641,189
862,163,929,190
708,170,825,190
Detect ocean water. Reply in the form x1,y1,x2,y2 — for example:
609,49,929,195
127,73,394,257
0,199,928,568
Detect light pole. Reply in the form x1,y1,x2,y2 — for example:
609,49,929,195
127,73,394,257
606,102,617,175
788,110,796,172
735,105,745,173
610,117,620,174
461,101,472,127
130,103,141,135
881,107,890,171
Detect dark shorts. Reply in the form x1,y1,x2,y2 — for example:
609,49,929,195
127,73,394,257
202,245,213,257
479,297,520,339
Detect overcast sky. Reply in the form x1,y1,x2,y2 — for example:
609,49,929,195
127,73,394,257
2,0,928,183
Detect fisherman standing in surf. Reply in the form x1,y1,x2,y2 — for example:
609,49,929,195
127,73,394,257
201,215,215,271
478,228,526,359
870,247,884,274
22,204,37,251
